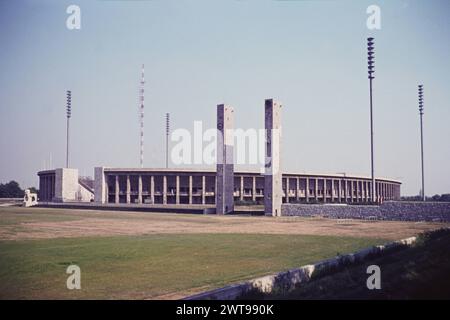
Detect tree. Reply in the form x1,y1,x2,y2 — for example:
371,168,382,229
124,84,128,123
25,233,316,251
431,194,441,202
0,181,25,198
28,187,39,194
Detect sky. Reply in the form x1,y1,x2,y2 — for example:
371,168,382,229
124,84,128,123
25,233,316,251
0,0,449,196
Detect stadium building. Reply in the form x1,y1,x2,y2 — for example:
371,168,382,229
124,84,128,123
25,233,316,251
37,167,401,205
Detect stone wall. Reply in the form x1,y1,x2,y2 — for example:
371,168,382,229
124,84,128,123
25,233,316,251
282,201,450,222
185,235,419,300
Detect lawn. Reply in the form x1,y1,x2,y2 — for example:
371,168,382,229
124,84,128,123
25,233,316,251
0,233,387,299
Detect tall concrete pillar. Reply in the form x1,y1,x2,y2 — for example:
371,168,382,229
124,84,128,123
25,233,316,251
138,175,143,204
264,99,282,217
126,175,131,204
252,176,256,202
202,175,206,205
176,175,180,204
115,175,119,204
150,176,155,204
216,104,234,214
163,175,167,205
188,175,193,205
94,167,106,204
296,177,300,202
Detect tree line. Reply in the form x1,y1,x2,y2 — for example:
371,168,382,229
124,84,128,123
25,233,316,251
0,181,38,198
401,194,450,202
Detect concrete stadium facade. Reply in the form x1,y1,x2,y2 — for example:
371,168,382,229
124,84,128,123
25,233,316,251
91,167,401,205
38,168,94,202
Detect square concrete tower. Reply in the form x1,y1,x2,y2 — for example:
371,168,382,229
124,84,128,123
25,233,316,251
54,168,79,202
264,99,282,217
94,167,106,204
216,104,234,214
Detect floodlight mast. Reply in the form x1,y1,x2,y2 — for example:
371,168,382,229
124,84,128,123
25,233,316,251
66,90,72,168
418,85,425,201
367,37,376,203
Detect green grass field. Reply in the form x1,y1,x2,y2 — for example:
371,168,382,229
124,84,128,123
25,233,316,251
6,206,444,299
0,232,386,299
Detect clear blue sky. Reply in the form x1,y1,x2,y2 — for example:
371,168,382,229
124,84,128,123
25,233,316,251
0,0,449,196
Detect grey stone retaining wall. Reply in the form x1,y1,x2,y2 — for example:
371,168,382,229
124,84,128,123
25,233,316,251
185,236,418,300
281,201,450,222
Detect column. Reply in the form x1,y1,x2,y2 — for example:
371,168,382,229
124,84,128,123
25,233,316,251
115,175,119,204
202,175,206,205
323,179,327,203
385,183,388,200
306,178,309,203
296,177,300,202
163,175,167,205
356,180,360,202
285,177,289,203
240,176,244,201
189,175,193,205
126,175,131,204
315,178,318,201
138,175,142,204
331,179,335,203
44,176,48,201
252,176,256,202
344,179,349,203
104,175,109,204
176,175,180,205
150,176,155,204
350,180,354,203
